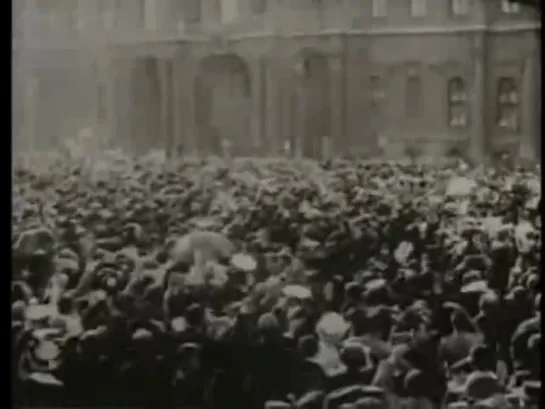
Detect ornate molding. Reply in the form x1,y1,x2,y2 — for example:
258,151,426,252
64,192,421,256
428,60,470,78
495,59,526,76
209,33,231,54
372,61,423,77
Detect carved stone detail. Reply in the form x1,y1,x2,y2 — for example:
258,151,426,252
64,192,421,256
427,60,469,78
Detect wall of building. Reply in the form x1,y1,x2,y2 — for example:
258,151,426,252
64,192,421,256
13,0,541,161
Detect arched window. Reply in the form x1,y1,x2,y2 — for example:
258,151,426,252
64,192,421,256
96,0,114,30
497,77,520,131
250,0,266,14
372,0,387,18
450,0,469,16
406,75,422,117
501,0,520,14
410,0,427,17
220,0,239,23
33,0,78,30
448,77,468,128
113,0,146,27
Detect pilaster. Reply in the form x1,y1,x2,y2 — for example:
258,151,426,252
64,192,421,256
251,58,266,155
468,32,487,163
520,53,540,161
329,55,345,156
294,60,306,158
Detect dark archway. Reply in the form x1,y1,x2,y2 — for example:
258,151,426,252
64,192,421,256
129,57,161,154
194,54,252,156
298,52,331,159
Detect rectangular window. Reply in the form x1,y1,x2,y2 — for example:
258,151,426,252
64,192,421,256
501,0,520,13
76,1,86,32
448,78,468,128
498,107,519,130
184,0,202,22
113,0,127,27
33,0,69,13
144,0,157,29
406,75,422,117
372,0,387,18
251,0,267,14
112,0,145,28
410,0,427,17
497,77,520,132
33,0,78,30
135,0,146,28
221,0,239,23
370,75,385,101
96,0,114,29
451,0,469,16
449,105,468,127
103,9,115,29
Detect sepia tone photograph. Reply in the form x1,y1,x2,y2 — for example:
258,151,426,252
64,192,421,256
12,0,541,408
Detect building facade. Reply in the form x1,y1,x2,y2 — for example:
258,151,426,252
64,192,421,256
13,0,541,161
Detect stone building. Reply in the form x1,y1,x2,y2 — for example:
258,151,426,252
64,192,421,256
13,0,541,161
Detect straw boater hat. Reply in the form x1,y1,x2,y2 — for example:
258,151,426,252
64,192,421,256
265,401,291,409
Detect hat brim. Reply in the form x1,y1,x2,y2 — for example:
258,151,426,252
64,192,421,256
230,253,257,272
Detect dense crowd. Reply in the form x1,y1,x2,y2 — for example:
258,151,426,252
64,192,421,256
12,150,541,409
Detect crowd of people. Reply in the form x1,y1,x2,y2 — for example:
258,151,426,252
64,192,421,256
12,149,541,409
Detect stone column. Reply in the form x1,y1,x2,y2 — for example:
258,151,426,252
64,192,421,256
178,61,198,156
520,53,540,161
278,69,295,157
329,55,345,157
250,58,265,155
265,59,281,155
294,60,306,158
468,33,487,163
144,0,158,30
104,53,117,150
158,60,169,152
23,75,38,152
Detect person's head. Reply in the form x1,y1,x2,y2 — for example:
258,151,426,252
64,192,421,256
185,303,204,328
345,281,361,301
57,294,74,315
450,309,476,333
506,286,528,306
12,281,31,303
11,300,26,323
340,342,372,371
478,292,499,316
347,306,368,336
355,397,387,409
176,342,202,372
257,312,280,339
470,344,496,372
404,369,431,400
298,334,318,358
